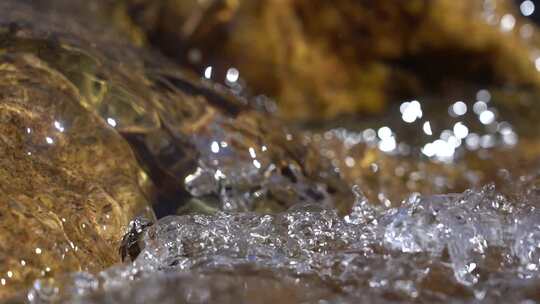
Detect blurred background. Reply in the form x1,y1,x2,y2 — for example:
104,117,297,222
2,1,540,300
113,0,540,203
122,0,540,119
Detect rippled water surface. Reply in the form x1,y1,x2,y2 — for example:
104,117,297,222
1,0,540,303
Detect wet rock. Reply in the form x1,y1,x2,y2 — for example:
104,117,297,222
0,0,353,297
0,53,152,298
2,0,353,212
2,0,540,302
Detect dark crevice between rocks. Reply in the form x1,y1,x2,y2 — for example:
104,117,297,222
122,131,197,219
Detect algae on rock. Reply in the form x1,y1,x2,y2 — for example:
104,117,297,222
0,53,153,298
0,0,352,297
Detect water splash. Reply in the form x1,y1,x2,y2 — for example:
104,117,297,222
24,175,540,303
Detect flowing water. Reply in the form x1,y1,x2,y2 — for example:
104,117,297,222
1,0,540,303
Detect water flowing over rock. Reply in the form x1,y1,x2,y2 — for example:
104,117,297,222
16,178,540,303
0,45,153,298
0,0,349,298
1,0,540,303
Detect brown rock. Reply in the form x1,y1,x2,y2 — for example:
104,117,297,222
0,53,152,297
125,0,540,121
0,1,353,297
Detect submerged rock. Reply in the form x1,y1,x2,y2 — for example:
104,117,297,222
1,0,540,302
0,0,349,297
0,52,153,297
5,0,352,217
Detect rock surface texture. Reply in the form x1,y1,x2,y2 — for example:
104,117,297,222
0,0,540,303
0,0,348,298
